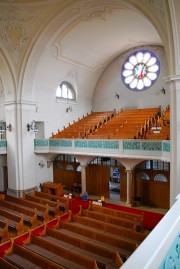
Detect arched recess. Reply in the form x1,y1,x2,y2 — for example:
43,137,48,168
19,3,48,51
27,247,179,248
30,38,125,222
19,0,175,101
134,159,170,209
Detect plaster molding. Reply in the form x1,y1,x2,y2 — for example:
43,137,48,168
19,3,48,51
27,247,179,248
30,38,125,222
0,77,5,98
0,2,41,65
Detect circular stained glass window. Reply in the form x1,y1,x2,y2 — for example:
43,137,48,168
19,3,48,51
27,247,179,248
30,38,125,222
121,50,160,91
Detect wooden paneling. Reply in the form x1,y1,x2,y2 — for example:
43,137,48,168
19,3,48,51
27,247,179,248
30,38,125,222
86,165,110,198
53,161,81,188
134,170,170,209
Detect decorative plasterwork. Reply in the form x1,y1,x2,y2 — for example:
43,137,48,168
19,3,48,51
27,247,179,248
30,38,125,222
74,1,112,22
0,2,40,64
0,77,5,98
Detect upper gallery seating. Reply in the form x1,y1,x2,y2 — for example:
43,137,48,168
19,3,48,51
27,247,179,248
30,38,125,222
51,106,170,140
51,111,114,139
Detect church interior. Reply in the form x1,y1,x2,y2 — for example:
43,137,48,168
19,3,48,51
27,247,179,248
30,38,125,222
0,0,179,268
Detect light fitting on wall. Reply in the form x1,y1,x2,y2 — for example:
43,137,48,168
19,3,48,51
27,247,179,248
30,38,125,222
66,106,72,113
6,124,12,132
0,121,12,136
39,160,45,168
0,121,6,136
27,120,38,133
161,88,166,94
114,93,120,99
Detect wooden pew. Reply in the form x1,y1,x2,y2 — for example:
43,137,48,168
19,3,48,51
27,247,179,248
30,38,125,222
45,225,123,268
0,209,24,235
79,207,142,231
5,195,49,223
0,219,9,243
88,203,144,231
24,232,99,269
24,193,63,216
67,213,147,243
0,198,38,228
0,257,20,269
60,211,147,245
4,240,66,269
61,216,138,260
33,190,69,211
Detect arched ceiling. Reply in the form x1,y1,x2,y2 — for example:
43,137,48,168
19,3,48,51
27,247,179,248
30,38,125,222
0,0,166,101
55,6,162,72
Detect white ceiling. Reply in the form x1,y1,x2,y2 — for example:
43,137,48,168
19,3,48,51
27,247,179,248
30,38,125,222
56,7,162,72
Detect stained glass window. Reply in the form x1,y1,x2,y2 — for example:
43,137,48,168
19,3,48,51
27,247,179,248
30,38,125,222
122,50,160,91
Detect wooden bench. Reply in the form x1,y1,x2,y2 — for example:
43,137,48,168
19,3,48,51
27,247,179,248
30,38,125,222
79,207,142,231
0,198,39,228
34,190,69,211
4,240,66,269
24,232,99,269
67,213,147,243
45,225,123,268
60,217,137,260
24,193,63,216
5,195,49,223
0,219,9,243
0,209,24,235
0,257,20,269
88,203,144,231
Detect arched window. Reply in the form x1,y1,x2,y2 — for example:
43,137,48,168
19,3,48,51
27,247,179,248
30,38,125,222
56,81,76,102
136,172,150,180
121,50,160,91
154,174,168,182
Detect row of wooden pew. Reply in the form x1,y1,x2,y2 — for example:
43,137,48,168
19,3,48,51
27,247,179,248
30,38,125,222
51,106,170,140
0,193,148,268
0,191,69,244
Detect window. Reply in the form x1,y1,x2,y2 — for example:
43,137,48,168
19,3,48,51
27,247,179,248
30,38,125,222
136,172,150,180
121,50,160,91
154,174,168,182
56,81,76,102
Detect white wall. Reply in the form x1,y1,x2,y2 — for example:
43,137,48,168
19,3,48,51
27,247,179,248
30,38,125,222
93,46,169,113
33,47,100,138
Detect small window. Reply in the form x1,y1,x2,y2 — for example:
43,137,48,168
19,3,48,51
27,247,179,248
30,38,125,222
136,172,150,180
154,174,168,182
56,81,76,102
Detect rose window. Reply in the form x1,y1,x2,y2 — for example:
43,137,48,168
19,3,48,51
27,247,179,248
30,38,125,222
122,50,160,91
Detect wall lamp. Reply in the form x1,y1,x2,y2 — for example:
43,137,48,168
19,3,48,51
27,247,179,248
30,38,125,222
66,106,72,113
114,93,120,99
0,121,12,136
39,160,45,168
161,88,166,94
27,120,38,133
6,124,12,132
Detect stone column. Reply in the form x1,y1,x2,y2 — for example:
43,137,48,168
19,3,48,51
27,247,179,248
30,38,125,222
80,163,87,194
5,101,37,197
126,169,132,205
164,75,180,206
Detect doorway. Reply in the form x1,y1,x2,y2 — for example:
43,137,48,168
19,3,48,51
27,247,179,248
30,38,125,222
109,167,120,200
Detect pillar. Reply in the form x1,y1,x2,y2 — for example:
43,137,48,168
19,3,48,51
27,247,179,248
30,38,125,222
5,101,37,197
80,163,87,194
164,75,180,206
126,169,132,205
